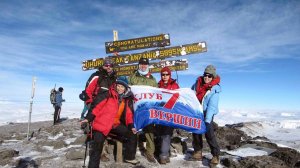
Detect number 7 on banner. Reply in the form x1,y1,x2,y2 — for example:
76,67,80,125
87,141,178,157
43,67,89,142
162,91,179,109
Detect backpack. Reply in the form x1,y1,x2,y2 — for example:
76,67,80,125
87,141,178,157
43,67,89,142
50,89,57,104
79,71,101,101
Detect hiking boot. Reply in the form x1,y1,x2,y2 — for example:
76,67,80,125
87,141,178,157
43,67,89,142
124,159,140,165
210,156,219,164
144,152,156,163
166,157,170,163
159,158,167,164
100,154,110,162
192,151,202,161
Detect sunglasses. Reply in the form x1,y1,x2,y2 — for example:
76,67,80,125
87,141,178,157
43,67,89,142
104,64,113,68
161,74,170,76
203,73,213,78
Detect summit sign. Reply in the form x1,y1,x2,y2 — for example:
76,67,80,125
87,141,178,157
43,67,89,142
105,34,170,53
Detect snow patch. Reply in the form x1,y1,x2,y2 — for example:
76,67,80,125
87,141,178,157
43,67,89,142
226,147,269,157
48,132,63,140
279,120,300,129
64,137,77,144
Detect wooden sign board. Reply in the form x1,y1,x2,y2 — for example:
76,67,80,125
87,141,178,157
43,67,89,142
115,60,188,76
108,42,206,65
82,58,104,71
105,34,170,53
82,42,206,71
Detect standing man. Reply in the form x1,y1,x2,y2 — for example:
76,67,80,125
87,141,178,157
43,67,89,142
83,58,117,163
54,87,65,125
128,57,157,163
191,65,221,164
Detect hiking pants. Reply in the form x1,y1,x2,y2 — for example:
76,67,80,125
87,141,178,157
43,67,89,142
88,124,137,168
192,121,220,156
143,124,155,156
160,134,171,159
53,106,61,124
156,125,173,159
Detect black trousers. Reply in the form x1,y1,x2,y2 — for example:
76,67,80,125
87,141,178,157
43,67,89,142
53,106,61,124
192,121,220,156
88,124,137,168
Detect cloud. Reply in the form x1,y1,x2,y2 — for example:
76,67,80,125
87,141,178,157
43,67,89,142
0,0,299,112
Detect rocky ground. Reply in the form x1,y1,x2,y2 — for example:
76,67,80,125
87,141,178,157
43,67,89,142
0,118,299,168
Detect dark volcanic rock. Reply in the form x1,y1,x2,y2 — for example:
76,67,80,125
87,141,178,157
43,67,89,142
215,122,250,150
0,148,19,159
65,148,85,160
14,157,39,168
270,147,300,167
222,156,289,168
0,149,19,166
240,156,289,168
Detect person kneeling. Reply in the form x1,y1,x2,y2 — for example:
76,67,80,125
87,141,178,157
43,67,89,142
81,76,139,168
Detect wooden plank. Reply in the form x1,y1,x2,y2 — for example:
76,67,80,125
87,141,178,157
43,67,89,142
108,42,206,65
115,59,188,76
105,34,170,53
116,141,123,162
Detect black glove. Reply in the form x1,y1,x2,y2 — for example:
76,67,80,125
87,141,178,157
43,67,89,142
81,122,90,134
79,90,89,101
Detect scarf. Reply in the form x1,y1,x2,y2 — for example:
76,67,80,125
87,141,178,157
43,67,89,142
195,75,220,103
138,67,149,76
114,99,125,126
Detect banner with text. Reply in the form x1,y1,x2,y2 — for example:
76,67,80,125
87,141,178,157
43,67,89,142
131,86,206,134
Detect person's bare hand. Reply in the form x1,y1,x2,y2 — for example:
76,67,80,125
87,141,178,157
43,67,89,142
80,119,88,125
132,128,138,134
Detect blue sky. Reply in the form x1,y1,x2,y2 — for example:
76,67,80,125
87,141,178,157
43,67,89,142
0,0,299,112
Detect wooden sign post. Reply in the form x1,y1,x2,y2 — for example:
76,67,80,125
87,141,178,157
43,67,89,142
81,32,207,76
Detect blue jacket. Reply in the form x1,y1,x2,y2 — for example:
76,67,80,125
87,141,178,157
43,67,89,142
55,91,65,107
192,83,221,123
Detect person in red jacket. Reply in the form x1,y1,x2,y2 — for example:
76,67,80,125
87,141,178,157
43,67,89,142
83,58,117,162
156,67,179,164
85,59,117,107
81,76,139,168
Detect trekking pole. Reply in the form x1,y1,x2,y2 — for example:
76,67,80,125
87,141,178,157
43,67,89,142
82,124,92,168
82,140,88,168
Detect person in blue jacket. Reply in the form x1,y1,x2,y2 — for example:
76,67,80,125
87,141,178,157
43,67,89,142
191,65,221,164
54,87,65,125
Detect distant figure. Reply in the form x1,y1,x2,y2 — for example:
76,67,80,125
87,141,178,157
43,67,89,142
128,57,158,163
81,103,89,120
54,87,65,125
156,67,179,164
191,65,221,164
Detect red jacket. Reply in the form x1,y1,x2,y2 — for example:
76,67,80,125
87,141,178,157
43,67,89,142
85,68,116,104
91,85,134,136
158,78,179,90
